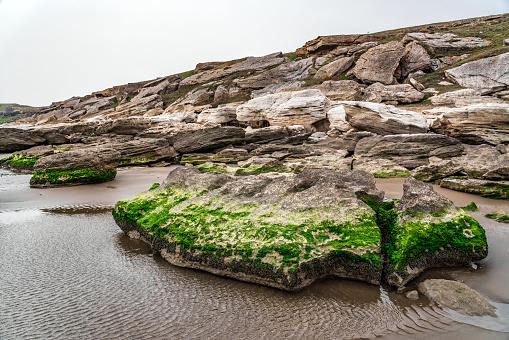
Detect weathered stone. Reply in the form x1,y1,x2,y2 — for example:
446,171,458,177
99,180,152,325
354,133,464,169
237,58,313,89
352,41,405,85
171,126,246,153
314,80,362,101
343,101,427,135
454,96,506,107
430,103,509,145
399,42,432,78
418,279,496,317
0,127,46,152
30,147,120,188
445,52,509,94
430,89,480,105
405,290,419,300
244,126,289,143
440,178,509,199
251,81,304,99
408,78,425,91
362,83,425,104
385,177,488,287
402,33,490,56
197,107,237,125
181,148,250,165
180,52,286,87
113,167,384,291
164,88,212,113
411,160,464,182
296,33,387,57
237,89,331,126
285,151,351,173
330,131,377,152
313,57,354,82
195,61,226,73
327,105,353,132
111,138,178,166
353,158,410,178
214,85,229,102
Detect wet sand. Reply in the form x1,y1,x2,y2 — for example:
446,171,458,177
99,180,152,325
1,163,508,339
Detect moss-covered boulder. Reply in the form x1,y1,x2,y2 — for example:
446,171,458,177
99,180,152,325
0,145,72,172
30,147,120,188
113,167,384,291
384,177,488,287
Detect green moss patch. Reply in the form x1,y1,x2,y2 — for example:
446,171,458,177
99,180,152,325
372,170,410,179
119,157,159,166
461,202,479,212
0,154,40,169
485,210,509,223
235,164,290,176
30,168,116,187
195,163,229,174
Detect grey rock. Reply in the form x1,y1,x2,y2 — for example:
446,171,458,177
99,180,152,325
214,85,229,102
354,133,464,169
314,80,362,101
399,42,432,78
418,279,496,317
403,33,490,56
237,58,314,89
398,177,456,215
244,126,289,143
353,158,409,178
342,101,427,135
440,178,509,199
313,57,354,82
197,107,237,125
430,89,480,105
171,126,246,153
0,127,46,152
362,83,425,104
352,41,405,85
445,52,509,94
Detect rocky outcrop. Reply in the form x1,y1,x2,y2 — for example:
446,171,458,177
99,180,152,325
418,279,496,317
0,127,46,152
236,89,331,126
440,178,509,199
402,33,490,56
362,83,425,104
30,147,120,188
197,107,237,125
313,57,354,82
237,58,313,89
354,133,464,169
342,102,427,135
445,52,509,94
384,177,488,287
429,89,480,105
113,167,385,291
314,80,362,101
171,126,246,153
352,41,405,85
430,103,509,145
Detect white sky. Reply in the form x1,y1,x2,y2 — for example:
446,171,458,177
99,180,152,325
0,0,508,107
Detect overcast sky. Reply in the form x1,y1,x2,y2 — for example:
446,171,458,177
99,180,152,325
0,0,508,107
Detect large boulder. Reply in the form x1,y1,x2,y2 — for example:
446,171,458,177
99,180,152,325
430,103,509,145
352,41,405,85
418,279,496,317
384,177,488,287
402,33,490,56
354,133,464,169
314,80,362,101
399,41,432,78
445,52,509,94
236,89,331,126
342,101,427,135
362,83,425,104
237,58,314,89
113,167,384,291
30,147,120,188
313,57,354,82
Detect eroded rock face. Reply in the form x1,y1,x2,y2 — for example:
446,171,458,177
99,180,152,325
0,127,46,152
362,83,425,104
402,33,490,56
30,147,120,188
197,107,237,125
342,101,427,135
430,103,509,145
313,57,354,82
352,41,405,85
236,89,331,126
354,133,464,169
418,279,496,317
445,52,509,94
171,126,246,153
314,80,362,101
237,58,314,89
384,177,488,287
113,167,384,291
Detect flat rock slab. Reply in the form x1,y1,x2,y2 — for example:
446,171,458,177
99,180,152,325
440,178,509,200
418,279,496,317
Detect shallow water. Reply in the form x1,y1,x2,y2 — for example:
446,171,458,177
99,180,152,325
1,163,509,339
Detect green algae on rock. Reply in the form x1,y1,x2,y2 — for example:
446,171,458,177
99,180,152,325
385,177,488,287
0,153,41,170
29,147,120,188
113,167,384,291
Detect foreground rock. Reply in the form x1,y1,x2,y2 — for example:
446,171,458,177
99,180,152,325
445,52,509,94
113,167,384,291
418,279,496,317
384,177,488,287
30,147,120,188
